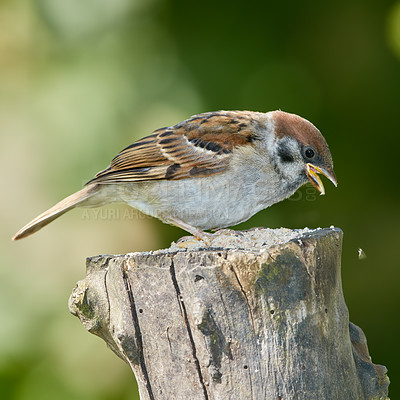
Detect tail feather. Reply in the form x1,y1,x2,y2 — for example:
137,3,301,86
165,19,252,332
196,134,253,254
12,185,99,240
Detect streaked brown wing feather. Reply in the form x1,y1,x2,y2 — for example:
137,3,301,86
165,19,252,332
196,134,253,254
88,111,258,184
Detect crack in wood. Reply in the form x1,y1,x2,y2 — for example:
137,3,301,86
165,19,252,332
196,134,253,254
169,259,209,400
230,265,255,332
230,264,257,400
121,265,155,400
247,367,254,400
103,265,111,325
166,326,173,354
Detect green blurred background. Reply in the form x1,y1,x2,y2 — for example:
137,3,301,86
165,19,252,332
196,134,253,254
1,0,399,398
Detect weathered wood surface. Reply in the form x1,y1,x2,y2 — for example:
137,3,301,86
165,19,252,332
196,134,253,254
69,227,389,400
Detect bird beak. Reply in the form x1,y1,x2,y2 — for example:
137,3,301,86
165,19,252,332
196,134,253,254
306,163,337,195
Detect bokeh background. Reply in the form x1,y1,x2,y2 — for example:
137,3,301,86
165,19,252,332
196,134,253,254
1,0,399,398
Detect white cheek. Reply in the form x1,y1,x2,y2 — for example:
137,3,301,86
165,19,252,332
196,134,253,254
281,161,305,181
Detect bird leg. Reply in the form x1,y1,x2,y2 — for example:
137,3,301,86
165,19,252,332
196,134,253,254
168,217,214,244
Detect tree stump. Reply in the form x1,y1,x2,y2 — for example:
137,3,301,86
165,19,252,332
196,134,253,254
69,227,390,400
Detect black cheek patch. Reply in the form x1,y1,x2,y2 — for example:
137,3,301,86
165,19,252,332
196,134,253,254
277,143,294,163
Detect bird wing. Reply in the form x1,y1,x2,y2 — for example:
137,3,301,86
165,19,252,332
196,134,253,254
88,111,258,184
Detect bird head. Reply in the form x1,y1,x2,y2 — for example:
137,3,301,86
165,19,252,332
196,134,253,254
268,110,337,195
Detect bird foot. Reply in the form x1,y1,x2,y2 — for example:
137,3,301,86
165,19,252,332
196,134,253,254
175,229,245,248
175,235,201,247
176,232,214,248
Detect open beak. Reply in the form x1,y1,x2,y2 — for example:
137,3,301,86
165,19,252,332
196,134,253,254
306,163,337,195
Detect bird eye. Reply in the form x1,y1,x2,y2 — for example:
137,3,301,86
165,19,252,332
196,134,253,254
304,147,315,159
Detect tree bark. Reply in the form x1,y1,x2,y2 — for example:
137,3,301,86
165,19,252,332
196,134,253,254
69,227,389,400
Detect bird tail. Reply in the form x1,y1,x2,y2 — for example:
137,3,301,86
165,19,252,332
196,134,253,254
12,184,99,241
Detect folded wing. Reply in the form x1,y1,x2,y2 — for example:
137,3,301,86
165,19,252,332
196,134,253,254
88,111,258,184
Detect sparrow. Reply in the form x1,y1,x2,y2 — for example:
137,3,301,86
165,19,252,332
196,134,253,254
12,110,337,241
